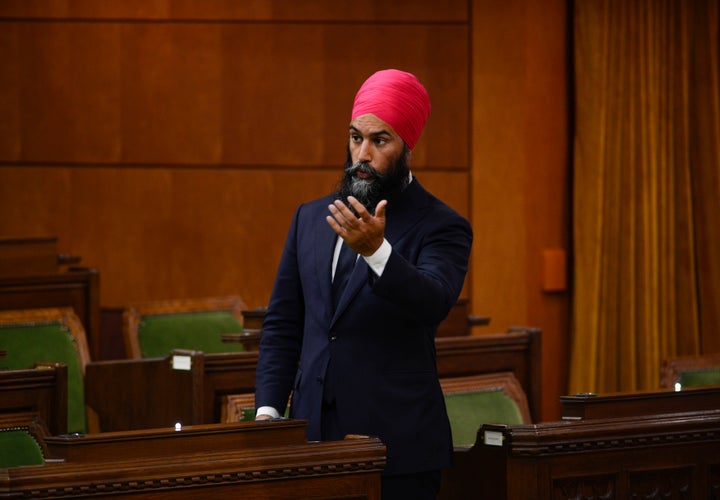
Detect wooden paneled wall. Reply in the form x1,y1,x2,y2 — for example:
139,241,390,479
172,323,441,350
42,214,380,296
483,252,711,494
0,0,569,420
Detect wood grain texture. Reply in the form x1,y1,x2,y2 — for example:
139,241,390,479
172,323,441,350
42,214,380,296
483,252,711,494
0,0,571,422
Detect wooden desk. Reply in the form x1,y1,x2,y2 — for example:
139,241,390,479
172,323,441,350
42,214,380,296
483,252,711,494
3,420,386,499
0,364,68,435
561,386,720,420
439,410,720,500
86,330,542,432
85,349,260,431
0,268,101,360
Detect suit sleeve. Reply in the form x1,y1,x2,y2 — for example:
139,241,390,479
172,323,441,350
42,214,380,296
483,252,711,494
254,206,305,415
371,210,473,327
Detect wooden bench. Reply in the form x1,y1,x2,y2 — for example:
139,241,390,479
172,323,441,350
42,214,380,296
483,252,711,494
439,406,720,499
3,420,386,499
85,328,542,431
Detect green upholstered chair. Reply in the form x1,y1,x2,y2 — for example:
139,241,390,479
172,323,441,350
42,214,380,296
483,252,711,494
0,426,45,467
0,308,90,435
660,353,720,390
123,296,250,358
440,372,531,448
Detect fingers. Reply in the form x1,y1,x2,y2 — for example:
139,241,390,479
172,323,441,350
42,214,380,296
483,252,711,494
346,196,368,220
326,196,387,236
325,214,343,234
327,201,354,231
374,200,388,220
326,196,387,255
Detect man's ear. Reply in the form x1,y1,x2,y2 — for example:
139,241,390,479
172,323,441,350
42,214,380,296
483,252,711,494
404,148,413,164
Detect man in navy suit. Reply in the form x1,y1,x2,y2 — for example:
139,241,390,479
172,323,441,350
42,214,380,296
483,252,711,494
255,69,473,499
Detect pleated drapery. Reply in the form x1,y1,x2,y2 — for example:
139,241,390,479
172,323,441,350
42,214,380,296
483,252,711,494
570,0,720,393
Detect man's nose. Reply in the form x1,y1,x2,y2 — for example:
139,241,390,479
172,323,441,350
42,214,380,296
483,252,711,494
357,140,372,163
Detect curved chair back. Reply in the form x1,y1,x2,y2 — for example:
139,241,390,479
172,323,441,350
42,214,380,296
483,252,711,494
0,308,90,434
123,296,249,358
440,372,531,448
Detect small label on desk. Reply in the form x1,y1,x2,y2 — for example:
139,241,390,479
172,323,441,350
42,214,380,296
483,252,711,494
484,430,504,447
172,355,192,371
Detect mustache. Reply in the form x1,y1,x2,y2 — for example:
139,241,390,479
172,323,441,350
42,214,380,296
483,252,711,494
344,161,384,179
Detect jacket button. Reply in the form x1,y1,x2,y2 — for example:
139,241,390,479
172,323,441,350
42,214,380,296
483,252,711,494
316,376,323,384
329,335,337,342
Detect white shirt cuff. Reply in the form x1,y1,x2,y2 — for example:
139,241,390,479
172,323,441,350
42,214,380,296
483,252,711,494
363,238,392,277
256,406,280,419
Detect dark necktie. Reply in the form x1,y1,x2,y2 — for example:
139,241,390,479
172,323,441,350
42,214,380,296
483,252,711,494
332,241,357,311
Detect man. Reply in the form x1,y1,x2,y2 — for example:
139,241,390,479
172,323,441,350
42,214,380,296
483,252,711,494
255,69,473,499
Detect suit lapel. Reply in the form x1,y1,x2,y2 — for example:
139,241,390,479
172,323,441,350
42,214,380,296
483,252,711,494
331,180,431,322
383,180,430,244
315,214,338,317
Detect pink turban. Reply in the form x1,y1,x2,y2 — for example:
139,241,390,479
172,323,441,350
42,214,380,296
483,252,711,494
351,69,431,150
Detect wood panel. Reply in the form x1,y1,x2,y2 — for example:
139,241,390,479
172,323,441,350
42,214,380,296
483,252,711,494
0,167,468,311
0,1,469,22
0,2,471,318
0,0,573,423
471,0,569,421
0,21,468,167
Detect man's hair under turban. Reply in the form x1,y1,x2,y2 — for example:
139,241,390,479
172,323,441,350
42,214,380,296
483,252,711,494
351,69,431,151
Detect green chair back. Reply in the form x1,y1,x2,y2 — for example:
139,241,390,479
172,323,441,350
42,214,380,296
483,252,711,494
138,310,246,358
444,389,525,447
0,428,45,467
679,367,720,388
0,318,87,434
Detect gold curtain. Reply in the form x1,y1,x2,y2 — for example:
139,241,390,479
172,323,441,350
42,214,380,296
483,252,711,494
570,0,720,394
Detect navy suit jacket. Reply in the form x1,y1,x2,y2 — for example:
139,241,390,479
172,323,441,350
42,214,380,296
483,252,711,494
255,179,473,475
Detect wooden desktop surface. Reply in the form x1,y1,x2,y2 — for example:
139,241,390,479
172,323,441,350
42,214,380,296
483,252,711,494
561,385,720,420
4,420,386,499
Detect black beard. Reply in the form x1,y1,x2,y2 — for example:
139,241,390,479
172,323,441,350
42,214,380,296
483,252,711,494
335,147,410,214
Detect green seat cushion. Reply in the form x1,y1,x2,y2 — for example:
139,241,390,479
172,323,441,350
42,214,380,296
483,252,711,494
679,367,720,388
444,389,524,447
0,323,86,434
0,429,45,467
138,311,245,357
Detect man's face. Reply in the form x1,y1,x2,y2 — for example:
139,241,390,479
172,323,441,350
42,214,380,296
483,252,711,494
337,114,410,213
348,114,407,175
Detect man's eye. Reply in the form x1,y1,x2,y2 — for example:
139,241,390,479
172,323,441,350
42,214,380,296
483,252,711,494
350,135,362,142
374,137,386,145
